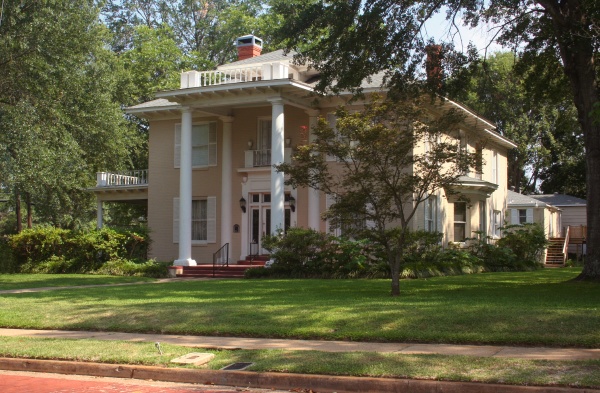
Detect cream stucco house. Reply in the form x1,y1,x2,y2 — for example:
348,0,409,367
91,35,516,268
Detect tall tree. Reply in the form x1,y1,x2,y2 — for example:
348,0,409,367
0,0,138,229
273,0,600,280
278,97,474,296
459,52,585,197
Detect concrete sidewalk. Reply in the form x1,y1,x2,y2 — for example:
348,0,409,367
1,328,599,360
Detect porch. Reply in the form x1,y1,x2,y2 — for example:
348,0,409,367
90,170,149,228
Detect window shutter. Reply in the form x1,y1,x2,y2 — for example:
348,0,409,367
209,122,217,166
436,196,442,234
173,198,180,243
526,208,533,223
174,125,181,168
511,209,519,225
424,197,429,229
492,151,498,184
325,194,335,234
207,196,216,243
326,114,337,162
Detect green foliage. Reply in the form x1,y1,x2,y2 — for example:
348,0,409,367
278,96,475,295
460,52,585,196
94,259,169,278
258,228,383,278
0,238,18,273
0,0,140,228
468,225,547,271
4,227,151,274
497,224,548,265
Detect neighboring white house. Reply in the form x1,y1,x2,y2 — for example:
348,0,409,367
533,193,587,255
506,190,561,238
90,35,516,266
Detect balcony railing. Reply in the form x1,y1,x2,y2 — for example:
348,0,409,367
96,170,148,187
244,149,292,168
181,63,290,88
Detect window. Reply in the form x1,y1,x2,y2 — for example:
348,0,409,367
325,193,366,238
453,202,467,242
474,143,483,180
518,209,527,224
493,210,502,238
511,208,532,225
173,197,216,243
174,122,217,168
425,196,437,232
192,200,207,241
479,200,487,234
491,150,498,184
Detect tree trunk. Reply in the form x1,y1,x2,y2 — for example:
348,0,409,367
550,12,600,280
15,191,22,233
26,193,32,229
390,255,401,296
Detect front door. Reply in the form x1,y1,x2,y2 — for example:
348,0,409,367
249,192,291,255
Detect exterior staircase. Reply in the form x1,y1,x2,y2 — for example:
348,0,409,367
176,255,268,278
545,237,567,267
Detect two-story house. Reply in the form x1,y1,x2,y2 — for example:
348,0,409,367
91,35,516,267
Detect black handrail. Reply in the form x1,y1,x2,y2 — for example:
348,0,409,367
212,243,229,278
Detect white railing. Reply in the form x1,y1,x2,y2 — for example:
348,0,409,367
198,66,262,87
562,225,570,263
96,170,148,187
244,148,292,168
181,63,290,88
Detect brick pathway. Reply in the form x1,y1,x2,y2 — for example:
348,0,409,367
0,370,287,393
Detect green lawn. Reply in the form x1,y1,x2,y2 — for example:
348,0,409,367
0,274,157,291
1,336,599,388
0,268,598,347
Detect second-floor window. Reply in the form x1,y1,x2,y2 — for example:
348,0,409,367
174,122,217,168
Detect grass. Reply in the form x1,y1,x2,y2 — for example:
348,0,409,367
0,268,598,347
0,336,599,388
0,274,157,291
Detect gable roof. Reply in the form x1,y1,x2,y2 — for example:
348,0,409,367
507,190,550,207
507,190,561,211
532,194,586,207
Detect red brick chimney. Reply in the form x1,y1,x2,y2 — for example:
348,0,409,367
425,44,443,89
236,35,263,61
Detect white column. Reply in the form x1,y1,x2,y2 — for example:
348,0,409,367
269,98,285,234
220,116,234,259
96,199,103,229
306,110,321,230
174,108,197,266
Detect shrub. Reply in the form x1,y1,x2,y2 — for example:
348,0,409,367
8,227,70,267
5,226,153,275
259,228,382,278
497,223,547,265
94,259,169,277
0,237,18,273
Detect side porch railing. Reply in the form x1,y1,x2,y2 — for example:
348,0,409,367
96,170,148,187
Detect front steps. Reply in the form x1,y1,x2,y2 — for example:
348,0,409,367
545,237,566,267
176,256,268,278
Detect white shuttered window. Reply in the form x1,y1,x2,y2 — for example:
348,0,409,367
173,197,216,244
174,122,217,168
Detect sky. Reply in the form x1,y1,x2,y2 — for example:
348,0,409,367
423,10,506,57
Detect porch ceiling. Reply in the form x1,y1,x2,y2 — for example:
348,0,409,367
147,79,318,117
89,186,148,203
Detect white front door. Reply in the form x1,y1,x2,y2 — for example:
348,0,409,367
248,192,291,255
